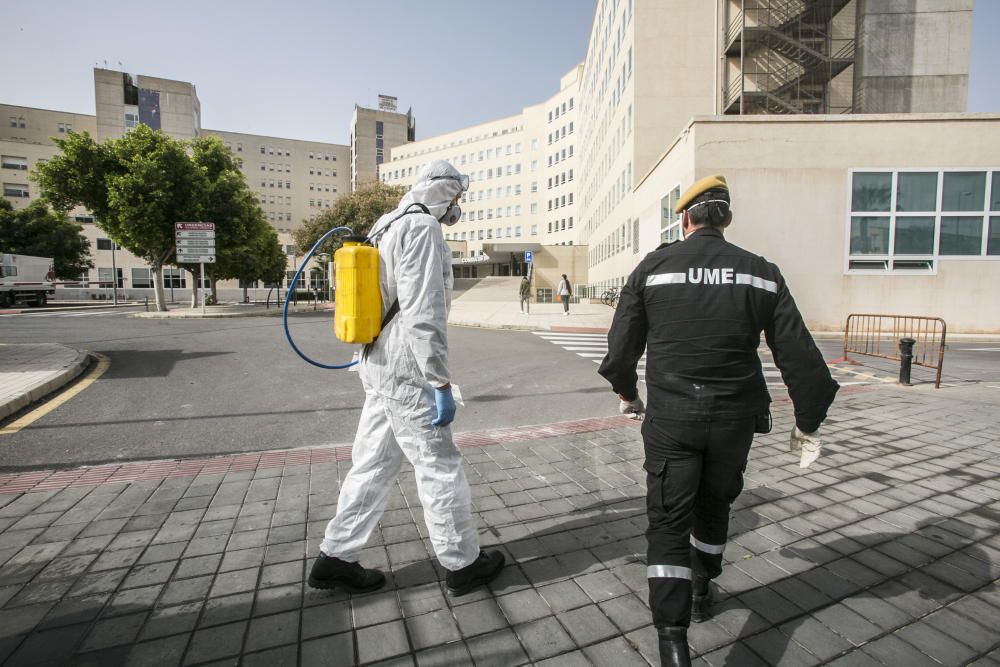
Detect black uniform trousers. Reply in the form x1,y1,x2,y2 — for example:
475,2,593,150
642,415,755,628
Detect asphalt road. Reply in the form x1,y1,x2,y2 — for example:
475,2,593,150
2,308,998,469
0,310,616,468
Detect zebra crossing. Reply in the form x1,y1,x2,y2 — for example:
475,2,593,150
0,309,134,319
532,331,788,386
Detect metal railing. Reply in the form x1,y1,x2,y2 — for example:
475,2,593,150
843,314,948,388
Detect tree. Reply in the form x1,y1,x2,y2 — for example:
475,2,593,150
293,180,406,256
0,200,93,279
33,125,206,311
181,136,275,306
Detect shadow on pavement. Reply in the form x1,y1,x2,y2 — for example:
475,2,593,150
101,350,235,379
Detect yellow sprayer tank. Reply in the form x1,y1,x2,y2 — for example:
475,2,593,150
334,238,382,344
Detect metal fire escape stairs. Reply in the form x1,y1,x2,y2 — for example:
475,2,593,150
724,0,855,115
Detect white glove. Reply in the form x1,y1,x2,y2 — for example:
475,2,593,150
618,394,645,417
789,426,822,468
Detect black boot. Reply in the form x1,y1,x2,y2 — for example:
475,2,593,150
308,553,386,593
657,626,692,667
446,550,505,596
691,577,713,623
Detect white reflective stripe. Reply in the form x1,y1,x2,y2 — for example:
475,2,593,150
646,273,686,287
735,273,778,293
690,535,726,555
647,565,692,580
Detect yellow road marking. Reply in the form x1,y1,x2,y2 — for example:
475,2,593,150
828,364,895,383
0,352,110,436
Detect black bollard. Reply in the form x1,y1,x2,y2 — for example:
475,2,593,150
899,337,916,386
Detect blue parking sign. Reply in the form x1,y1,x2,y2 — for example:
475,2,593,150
524,251,533,263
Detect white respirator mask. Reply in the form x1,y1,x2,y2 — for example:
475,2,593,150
440,204,461,226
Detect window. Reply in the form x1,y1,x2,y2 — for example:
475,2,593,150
3,183,29,198
1,156,28,170
531,224,538,236
847,169,1000,272
96,238,113,251
131,268,152,288
98,267,123,289
124,107,139,129
660,185,682,244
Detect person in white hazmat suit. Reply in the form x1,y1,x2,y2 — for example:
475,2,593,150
309,160,506,596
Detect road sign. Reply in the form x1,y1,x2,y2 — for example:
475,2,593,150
524,251,533,263
176,230,215,239
175,222,215,232
177,254,216,263
176,238,216,249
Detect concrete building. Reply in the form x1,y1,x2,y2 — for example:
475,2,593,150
2,69,397,300
4,0,996,329
350,98,415,190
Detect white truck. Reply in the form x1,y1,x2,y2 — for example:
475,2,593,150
0,253,56,307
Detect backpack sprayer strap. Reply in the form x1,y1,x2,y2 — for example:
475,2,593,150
361,202,432,361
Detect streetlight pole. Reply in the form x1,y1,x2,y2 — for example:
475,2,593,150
111,241,119,306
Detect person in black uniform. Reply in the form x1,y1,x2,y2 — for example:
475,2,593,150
598,175,838,667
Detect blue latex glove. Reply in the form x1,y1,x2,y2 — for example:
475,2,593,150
432,385,456,427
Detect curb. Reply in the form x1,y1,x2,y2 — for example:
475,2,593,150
0,349,91,421
132,305,333,319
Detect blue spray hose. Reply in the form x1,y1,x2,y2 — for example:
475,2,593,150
282,226,358,369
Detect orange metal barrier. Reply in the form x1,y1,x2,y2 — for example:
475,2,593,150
843,314,947,388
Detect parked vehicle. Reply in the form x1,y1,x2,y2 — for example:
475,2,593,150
0,253,55,307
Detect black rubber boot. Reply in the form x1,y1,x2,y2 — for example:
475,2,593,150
308,553,386,593
657,626,692,667
446,550,505,596
691,577,713,623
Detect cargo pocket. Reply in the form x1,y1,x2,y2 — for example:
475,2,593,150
643,457,669,526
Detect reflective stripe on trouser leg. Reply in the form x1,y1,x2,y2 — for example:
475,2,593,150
321,393,404,560
689,534,726,586
648,563,693,628
390,388,479,571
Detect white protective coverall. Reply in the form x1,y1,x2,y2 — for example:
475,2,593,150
320,161,480,571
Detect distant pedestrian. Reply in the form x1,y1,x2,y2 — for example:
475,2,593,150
558,274,571,315
519,275,531,313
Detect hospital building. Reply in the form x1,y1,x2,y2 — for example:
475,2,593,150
2,0,998,330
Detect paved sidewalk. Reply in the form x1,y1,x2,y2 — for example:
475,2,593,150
0,345,90,421
0,383,997,666
449,300,614,332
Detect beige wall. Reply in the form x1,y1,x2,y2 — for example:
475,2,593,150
632,114,1000,332
350,106,412,190
530,245,589,297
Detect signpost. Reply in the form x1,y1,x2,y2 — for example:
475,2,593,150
175,223,216,314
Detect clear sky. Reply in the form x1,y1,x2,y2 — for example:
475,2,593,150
2,1,998,145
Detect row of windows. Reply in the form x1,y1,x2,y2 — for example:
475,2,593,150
309,183,337,193
463,184,523,202
446,226,529,241
461,205,523,221
223,142,244,152
548,145,574,167
310,199,332,209
548,98,575,123
259,195,293,206
8,116,26,129
261,163,291,173
394,129,523,162
309,168,336,177
589,217,639,267
584,161,632,243
2,118,74,133
582,103,632,217
548,218,574,233
548,193,574,210
548,170,574,189
384,161,522,183
848,170,1000,272
265,211,293,222
259,180,292,189
72,267,190,290
548,123,574,144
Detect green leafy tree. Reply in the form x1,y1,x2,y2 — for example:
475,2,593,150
0,199,93,279
179,136,277,305
33,125,206,311
293,180,406,256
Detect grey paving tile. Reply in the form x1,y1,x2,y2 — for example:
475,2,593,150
244,609,299,652
514,616,576,662
174,553,222,580
253,582,301,616
105,583,163,617
598,593,649,633
122,634,188,667
466,627,530,667
537,580,592,613
583,636,648,667
405,608,461,651
558,603,620,646
860,634,941,667
414,641,473,666
356,620,410,664
301,631,354,667
37,593,109,630
455,597,509,638
209,566,259,597
80,611,147,651
398,583,448,618
497,588,551,624
6,622,90,665
200,591,254,628
896,619,980,665
241,644,298,667
302,600,352,639
184,620,247,664
535,649,591,666
779,616,855,662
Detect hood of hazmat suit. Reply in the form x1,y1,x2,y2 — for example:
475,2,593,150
362,160,469,408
